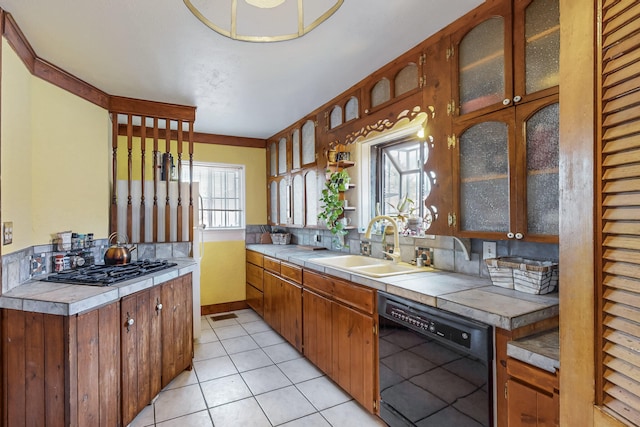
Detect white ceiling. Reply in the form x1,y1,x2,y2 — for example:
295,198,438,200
0,0,482,139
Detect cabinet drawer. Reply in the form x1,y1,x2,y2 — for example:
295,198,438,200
281,262,302,284
246,263,264,290
507,357,559,393
303,270,375,315
246,250,264,267
264,256,281,274
246,283,264,317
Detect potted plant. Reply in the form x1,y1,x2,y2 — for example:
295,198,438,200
387,194,422,232
318,169,351,246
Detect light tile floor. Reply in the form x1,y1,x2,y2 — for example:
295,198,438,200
129,309,386,427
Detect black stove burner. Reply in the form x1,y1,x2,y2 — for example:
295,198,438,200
42,260,178,286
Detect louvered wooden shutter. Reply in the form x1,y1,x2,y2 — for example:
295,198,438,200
599,1,640,425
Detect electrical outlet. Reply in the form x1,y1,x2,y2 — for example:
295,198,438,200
3,222,13,245
482,241,496,259
313,234,321,243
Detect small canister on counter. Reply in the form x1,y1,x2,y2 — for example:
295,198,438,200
54,254,65,272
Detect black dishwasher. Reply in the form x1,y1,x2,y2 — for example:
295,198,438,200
378,291,493,427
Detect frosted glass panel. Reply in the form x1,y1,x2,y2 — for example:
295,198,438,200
293,175,304,225
330,106,343,129
302,120,316,165
269,142,277,176
279,179,289,225
525,0,559,94
292,129,301,170
305,171,318,226
278,137,287,174
270,181,278,224
395,64,419,97
459,17,505,114
526,103,559,235
460,121,509,232
345,97,359,121
371,79,391,107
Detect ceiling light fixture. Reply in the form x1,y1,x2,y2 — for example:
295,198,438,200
184,0,343,42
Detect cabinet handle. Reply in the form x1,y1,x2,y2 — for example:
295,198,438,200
513,95,522,103
156,303,163,311
125,312,135,332
515,232,524,240
507,232,515,239
502,98,511,106
127,318,135,326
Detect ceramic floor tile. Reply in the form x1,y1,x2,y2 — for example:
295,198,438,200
235,310,262,323
278,357,324,384
296,376,352,411
229,348,274,372
262,342,303,364
241,319,272,334
255,385,316,425
208,397,271,427
212,324,247,340
280,412,332,427
241,365,292,395
154,383,207,423
128,403,154,427
195,328,219,344
193,355,238,382
194,340,226,361
155,410,213,427
252,330,286,347
200,374,253,408
163,368,199,391
321,401,387,427
209,317,241,329
220,335,259,354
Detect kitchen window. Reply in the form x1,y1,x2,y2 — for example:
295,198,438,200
183,162,245,229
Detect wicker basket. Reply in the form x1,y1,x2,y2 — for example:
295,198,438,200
270,233,291,245
485,257,559,294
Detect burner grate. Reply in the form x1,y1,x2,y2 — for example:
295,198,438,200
42,260,178,286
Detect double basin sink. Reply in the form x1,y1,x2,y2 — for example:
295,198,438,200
309,255,431,278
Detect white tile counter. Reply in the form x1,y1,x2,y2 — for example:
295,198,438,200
0,258,198,316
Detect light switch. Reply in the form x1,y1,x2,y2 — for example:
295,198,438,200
3,222,13,245
482,241,496,259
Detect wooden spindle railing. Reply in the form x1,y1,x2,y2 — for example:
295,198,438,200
140,117,147,242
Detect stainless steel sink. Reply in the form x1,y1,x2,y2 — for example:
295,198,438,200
309,255,428,277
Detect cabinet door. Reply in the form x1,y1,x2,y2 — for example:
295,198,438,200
292,173,305,226
281,278,303,352
279,178,291,225
507,379,538,426
121,287,162,426
269,141,277,177
452,1,513,118
301,120,316,166
513,0,560,103
278,136,288,175
263,271,281,332
303,288,333,375
161,274,194,388
332,302,376,412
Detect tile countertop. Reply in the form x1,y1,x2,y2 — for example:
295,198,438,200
507,328,560,373
0,258,198,316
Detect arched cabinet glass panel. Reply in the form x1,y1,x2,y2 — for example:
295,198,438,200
278,137,287,175
302,120,316,166
345,97,359,122
292,129,301,170
459,17,505,115
279,179,290,225
330,106,343,129
395,64,419,97
269,181,278,224
269,142,277,177
305,170,318,227
525,102,559,235
292,174,304,226
459,121,509,232
525,0,559,94
371,78,391,108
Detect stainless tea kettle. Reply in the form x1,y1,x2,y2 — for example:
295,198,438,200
104,232,137,265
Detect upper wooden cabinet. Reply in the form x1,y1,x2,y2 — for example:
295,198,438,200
451,0,559,119
453,94,559,242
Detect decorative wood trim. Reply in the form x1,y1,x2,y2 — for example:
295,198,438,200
109,96,195,123
200,301,249,316
34,59,109,108
116,124,266,148
2,12,36,73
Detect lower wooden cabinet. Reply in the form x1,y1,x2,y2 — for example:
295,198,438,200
303,270,377,413
506,357,559,427
264,269,303,352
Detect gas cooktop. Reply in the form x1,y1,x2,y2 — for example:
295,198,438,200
41,260,178,286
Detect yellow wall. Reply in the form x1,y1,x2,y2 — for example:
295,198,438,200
1,37,110,253
194,143,266,306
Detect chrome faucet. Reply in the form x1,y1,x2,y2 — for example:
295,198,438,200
364,215,401,263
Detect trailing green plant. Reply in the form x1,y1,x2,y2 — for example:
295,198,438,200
317,169,351,239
